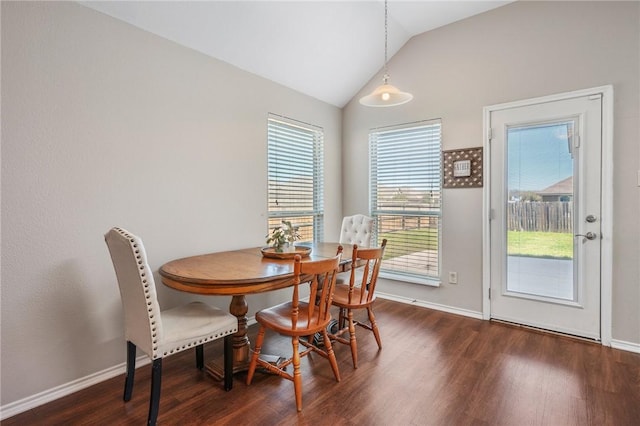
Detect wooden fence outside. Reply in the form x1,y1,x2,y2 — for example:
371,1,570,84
508,201,573,233
377,215,438,233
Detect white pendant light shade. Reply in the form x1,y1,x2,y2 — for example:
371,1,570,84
360,0,413,108
359,81,413,107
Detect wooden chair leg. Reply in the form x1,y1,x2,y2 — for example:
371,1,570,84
124,341,136,401
223,335,233,391
148,358,162,426
322,329,341,382
339,308,347,329
347,309,358,369
196,345,204,370
367,307,382,349
292,336,303,412
246,326,265,385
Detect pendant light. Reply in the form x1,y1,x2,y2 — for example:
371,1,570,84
360,0,413,107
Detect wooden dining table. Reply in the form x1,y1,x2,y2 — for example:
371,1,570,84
159,241,354,380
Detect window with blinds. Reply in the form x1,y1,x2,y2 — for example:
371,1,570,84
370,120,442,282
267,115,324,242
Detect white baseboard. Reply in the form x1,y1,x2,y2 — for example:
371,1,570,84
610,338,640,354
376,292,484,320
376,293,640,354
0,300,472,421
0,355,149,421
3,307,635,421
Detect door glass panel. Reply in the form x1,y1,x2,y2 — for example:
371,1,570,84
506,121,575,301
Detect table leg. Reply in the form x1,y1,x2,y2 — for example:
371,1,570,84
205,295,251,380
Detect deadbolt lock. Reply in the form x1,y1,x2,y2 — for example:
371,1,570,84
586,215,597,223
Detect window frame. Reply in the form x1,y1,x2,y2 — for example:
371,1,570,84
267,114,324,243
369,119,442,286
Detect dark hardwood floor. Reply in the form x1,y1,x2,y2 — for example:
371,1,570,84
4,299,640,425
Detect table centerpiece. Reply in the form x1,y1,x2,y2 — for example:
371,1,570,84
262,220,310,258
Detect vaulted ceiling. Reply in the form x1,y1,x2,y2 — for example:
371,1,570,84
80,1,513,107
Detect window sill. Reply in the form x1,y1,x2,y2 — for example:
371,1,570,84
378,271,441,287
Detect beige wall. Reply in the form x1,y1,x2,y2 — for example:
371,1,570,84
2,0,639,415
343,1,639,340
1,1,342,406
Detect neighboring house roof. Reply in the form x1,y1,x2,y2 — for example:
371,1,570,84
538,176,573,196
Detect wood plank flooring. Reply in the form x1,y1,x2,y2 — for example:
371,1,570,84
3,299,639,425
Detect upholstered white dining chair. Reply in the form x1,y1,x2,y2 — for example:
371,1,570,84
336,214,375,287
339,214,374,248
104,227,237,426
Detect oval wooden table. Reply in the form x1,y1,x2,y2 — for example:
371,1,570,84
159,242,353,380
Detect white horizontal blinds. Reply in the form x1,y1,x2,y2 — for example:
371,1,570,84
313,124,325,240
268,115,324,242
370,121,442,279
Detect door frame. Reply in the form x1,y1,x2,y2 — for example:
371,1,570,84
482,86,614,346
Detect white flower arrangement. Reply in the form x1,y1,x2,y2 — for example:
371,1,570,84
266,220,301,252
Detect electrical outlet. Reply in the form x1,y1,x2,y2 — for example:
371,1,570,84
448,271,458,284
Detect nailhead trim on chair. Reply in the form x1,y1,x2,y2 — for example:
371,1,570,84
114,227,163,357
162,329,236,357
113,227,237,359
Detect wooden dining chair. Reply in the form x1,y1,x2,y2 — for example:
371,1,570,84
104,227,237,426
328,239,386,369
245,248,343,412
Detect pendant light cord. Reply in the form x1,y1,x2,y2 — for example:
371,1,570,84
383,0,389,84
359,0,413,106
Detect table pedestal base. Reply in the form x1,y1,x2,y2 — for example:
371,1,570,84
205,294,252,380
204,360,250,381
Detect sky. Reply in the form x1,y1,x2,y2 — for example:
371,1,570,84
507,122,574,192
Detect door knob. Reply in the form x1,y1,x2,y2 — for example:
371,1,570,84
575,232,597,240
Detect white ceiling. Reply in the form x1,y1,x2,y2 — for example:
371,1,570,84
80,1,513,107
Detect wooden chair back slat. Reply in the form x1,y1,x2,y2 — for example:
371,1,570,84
329,240,386,369
291,247,342,330
246,246,344,411
347,240,386,305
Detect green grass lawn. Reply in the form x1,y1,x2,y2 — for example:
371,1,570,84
377,229,573,260
378,228,438,259
508,231,573,259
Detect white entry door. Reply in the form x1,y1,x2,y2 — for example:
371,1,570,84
488,93,603,340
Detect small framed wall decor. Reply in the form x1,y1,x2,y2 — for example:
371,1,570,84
442,147,483,188
453,159,471,177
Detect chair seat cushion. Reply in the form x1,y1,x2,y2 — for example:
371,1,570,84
158,302,237,357
332,284,376,308
256,301,332,336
